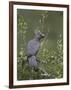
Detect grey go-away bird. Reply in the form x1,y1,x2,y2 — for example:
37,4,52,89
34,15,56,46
27,31,44,69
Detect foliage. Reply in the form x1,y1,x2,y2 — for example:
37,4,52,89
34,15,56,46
17,9,63,80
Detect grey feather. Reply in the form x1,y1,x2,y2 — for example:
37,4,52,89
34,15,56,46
27,31,44,69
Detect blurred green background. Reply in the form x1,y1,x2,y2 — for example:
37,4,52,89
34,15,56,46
17,9,63,80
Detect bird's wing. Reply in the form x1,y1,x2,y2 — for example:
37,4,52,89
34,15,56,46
27,40,40,56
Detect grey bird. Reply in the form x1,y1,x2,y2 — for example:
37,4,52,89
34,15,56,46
27,31,44,69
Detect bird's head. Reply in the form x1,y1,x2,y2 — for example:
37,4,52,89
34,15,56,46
35,30,45,40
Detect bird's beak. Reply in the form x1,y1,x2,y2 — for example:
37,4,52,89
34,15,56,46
41,34,45,38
